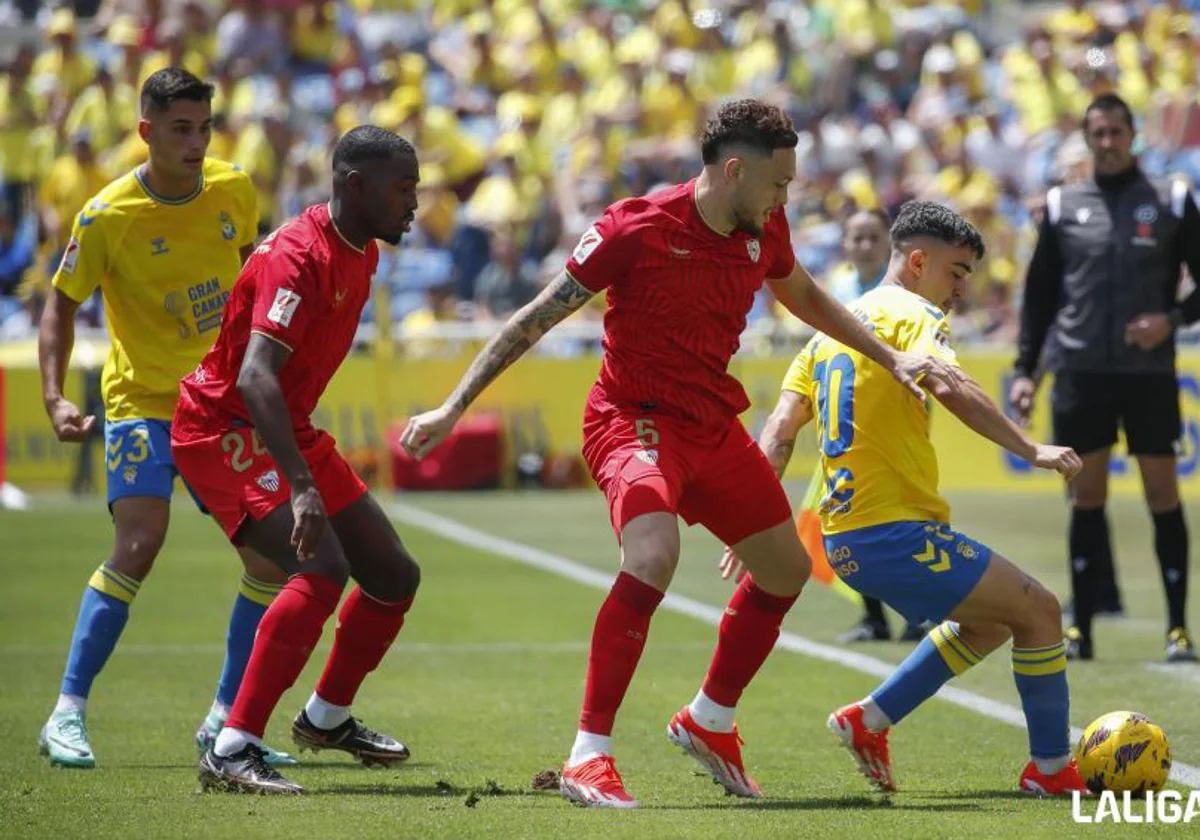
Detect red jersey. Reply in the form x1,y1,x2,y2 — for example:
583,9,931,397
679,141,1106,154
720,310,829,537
175,203,378,440
566,180,795,431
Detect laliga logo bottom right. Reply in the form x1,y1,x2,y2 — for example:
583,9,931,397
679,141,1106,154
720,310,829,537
1071,710,1199,824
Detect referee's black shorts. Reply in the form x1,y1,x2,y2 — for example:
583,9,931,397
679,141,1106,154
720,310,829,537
1051,371,1181,457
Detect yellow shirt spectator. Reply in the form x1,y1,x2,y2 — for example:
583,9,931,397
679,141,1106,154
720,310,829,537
39,145,109,250
1044,3,1097,46
66,79,138,154
292,1,338,64
0,69,43,184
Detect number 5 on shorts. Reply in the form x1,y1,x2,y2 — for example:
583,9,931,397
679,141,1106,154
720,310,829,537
635,418,660,447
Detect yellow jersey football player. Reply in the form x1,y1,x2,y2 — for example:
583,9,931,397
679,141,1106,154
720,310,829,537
722,202,1090,796
36,67,292,769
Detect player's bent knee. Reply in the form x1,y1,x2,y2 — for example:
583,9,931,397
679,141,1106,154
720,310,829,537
372,553,421,603
110,528,168,580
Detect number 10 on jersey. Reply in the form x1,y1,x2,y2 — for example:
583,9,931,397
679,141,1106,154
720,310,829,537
814,353,857,458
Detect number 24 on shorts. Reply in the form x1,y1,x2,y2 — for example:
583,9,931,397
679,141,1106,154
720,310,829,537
222,428,267,473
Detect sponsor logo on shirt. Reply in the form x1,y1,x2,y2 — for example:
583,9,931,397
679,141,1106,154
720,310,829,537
268,288,302,327
151,237,169,256
747,239,761,263
60,237,80,274
572,226,603,264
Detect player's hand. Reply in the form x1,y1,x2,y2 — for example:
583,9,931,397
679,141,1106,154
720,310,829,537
290,482,327,562
1007,376,1037,427
718,546,748,583
888,351,964,400
1125,313,1173,351
1032,444,1082,480
400,404,461,460
47,397,97,443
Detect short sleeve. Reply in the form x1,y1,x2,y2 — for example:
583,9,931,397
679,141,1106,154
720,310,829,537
901,309,958,366
780,336,817,397
564,205,640,292
249,247,320,352
52,203,108,303
763,208,796,280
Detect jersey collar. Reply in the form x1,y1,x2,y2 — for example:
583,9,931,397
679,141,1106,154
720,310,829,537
326,202,366,255
134,165,204,206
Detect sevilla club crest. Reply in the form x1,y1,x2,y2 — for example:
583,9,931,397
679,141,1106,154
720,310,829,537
747,239,761,263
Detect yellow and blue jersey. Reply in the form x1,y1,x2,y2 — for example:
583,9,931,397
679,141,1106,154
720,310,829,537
53,158,257,422
782,284,958,535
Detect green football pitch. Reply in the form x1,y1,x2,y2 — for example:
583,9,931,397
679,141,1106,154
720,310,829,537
1,489,1197,838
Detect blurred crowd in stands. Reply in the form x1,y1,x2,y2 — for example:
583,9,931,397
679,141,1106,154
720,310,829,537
3,0,1200,355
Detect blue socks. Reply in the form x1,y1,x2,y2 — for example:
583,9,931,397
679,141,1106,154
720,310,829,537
871,621,982,724
1012,641,1070,759
60,566,140,699
214,574,282,708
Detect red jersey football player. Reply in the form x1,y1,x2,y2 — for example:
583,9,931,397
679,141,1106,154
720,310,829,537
171,126,421,795
402,100,957,807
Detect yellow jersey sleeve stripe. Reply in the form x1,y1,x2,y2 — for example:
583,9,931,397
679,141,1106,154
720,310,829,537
250,329,295,353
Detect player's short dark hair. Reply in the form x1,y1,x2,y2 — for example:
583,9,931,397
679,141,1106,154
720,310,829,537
700,99,798,165
890,201,985,259
332,125,416,174
140,67,213,115
1083,93,1135,132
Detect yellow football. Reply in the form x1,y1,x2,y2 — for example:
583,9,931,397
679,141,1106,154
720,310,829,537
1076,711,1172,793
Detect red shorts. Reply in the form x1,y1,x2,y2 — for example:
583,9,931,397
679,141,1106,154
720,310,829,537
582,405,792,546
172,424,367,541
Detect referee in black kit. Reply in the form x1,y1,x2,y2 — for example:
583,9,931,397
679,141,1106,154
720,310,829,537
1010,94,1198,664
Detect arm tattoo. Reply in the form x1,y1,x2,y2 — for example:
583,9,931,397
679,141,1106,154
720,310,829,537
765,438,796,479
448,272,594,413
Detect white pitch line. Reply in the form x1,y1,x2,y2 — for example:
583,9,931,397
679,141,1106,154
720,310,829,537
387,499,1200,791
0,641,715,656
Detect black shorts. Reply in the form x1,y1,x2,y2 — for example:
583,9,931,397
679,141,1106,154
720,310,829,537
1051,371,1181,457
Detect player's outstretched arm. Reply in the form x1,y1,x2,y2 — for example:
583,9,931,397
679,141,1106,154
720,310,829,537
768,263,962,400
238,333,326,561
39,289,96,442
719,390,814,582
400,271,594,459
926,368,1082,479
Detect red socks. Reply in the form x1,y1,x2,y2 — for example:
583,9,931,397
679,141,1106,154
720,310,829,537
578,572,664,735
227,573,341,737
315,586,412,707
702,577,798,707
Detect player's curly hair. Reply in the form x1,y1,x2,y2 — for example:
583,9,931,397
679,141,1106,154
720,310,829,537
700,99,798,165
333,125,416,174
889,201,986,259
140,67,213,115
